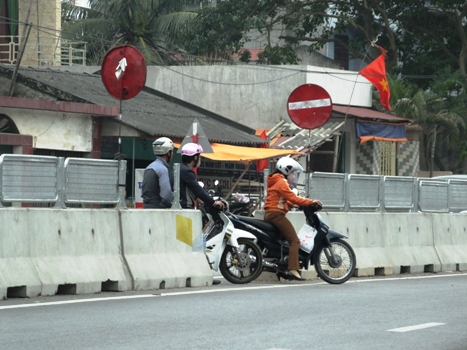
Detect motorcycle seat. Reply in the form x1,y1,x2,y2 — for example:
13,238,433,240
236,216,280,236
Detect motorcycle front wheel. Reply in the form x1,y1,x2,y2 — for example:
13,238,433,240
219,238,263,284
313,238,356,284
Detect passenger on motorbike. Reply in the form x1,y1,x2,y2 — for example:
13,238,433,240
264,157,321,281
179,143,224,210
180,143,224,285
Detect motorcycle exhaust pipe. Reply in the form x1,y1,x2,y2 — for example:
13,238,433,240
262,260,278,269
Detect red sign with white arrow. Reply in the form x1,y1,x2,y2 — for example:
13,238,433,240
101,45,146,101
287,84,333,130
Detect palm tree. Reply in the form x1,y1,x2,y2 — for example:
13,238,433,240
61,0,199,65
392,71,467,175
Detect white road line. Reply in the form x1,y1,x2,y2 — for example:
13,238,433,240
1,273,466,310
388,323,445,333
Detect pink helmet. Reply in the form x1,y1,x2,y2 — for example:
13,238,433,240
181,143,203,156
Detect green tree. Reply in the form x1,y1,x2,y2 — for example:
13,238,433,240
392,70,467,174
185,1,466,81
61,0,199,65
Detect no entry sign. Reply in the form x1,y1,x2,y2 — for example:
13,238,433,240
287,84,332,129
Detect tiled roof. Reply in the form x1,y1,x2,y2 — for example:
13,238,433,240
333,105,412,123
0,65,265,146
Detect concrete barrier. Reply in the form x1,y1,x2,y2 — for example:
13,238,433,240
382,213,441,274
0,208,130,298
432,213,467,271
28,209,131,296
120,209,212,290
2,207,466,298
0,209,42,298
323,212,394,276
254,211,451,278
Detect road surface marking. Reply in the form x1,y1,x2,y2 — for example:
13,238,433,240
1,273,466,310
388,323,445,333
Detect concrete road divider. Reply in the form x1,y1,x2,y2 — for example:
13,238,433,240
28,209,131,296
432,213,467,271
0,208,130,299
119,209,212,290
2,207,465,298
0,209,42,298
255,211,450,279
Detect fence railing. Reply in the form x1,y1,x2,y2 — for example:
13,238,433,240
0,154,126,208
308,172,467,213
2,155,465,213
0,35,87,66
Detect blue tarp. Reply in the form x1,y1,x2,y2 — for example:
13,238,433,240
356,121,407,143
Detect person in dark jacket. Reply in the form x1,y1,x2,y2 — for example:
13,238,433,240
180,142,223,285
179,143,224,210
141,137,174,209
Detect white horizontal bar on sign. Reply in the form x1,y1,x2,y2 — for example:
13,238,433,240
288,98,331,110
387,322,445,333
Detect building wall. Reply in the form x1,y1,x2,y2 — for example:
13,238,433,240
355,141,377,175
19,0,61,66
1,107,92,152
146,65,372,130
355,140,420,176
398,141,420,177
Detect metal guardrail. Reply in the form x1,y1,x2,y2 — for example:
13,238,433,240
309,172,467,213
2,155,465,213
0,154,58,203
0,154,126,208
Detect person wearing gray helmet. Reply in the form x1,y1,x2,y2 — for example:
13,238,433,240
141,137,174,209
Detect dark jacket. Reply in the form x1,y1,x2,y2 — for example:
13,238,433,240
180,163,215,209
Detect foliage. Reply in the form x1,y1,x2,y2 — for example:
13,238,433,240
61,0,199,65
392,69,467,172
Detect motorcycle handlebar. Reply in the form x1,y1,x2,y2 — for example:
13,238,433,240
299,203,323,213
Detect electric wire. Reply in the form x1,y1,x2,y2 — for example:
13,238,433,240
0,15,452,85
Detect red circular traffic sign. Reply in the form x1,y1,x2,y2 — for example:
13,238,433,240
101,45,147,100
287,84,333,129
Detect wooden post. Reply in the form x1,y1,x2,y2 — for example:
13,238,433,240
224,162,252,201
8,0,34,96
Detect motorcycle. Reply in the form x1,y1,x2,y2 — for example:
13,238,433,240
209,180,254,217
229,192,254,216
228,205,357,284
200,199,264,284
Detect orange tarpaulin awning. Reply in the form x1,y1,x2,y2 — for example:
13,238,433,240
174,142,301,162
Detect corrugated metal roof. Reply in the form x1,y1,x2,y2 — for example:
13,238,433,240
0,65,264,146
333,105,412,123
269,120,345,151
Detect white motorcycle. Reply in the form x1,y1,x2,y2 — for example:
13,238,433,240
201,200,263,284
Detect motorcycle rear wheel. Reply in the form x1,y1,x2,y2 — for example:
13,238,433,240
219,238,263,284
313,238,356,284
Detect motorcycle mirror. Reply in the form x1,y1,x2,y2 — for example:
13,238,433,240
214,180,219,186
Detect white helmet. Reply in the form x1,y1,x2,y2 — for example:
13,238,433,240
276,157,303,176
152,137,174,155
181,143,203,156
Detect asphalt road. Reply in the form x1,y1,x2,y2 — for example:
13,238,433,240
1,273,466,350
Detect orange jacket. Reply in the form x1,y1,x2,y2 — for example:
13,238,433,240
264,173,315,214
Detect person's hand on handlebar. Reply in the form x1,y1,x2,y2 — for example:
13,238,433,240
311,199,322,210
213,200,224,209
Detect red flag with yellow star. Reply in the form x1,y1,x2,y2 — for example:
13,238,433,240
359,54,391,111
